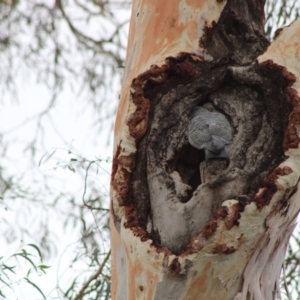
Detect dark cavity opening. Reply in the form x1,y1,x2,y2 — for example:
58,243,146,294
167,144,204,202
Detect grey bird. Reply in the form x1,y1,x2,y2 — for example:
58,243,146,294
188,106,232,159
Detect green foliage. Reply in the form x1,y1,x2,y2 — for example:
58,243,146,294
0,244,50,298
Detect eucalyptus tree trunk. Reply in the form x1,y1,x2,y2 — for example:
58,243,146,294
110,0,300,299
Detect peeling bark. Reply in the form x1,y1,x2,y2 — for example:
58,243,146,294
111,0,300,299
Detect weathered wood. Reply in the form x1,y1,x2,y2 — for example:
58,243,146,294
111,0,300,298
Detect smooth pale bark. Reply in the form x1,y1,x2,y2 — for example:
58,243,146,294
111,0,300,298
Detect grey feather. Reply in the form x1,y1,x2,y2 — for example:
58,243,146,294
188,107,232,159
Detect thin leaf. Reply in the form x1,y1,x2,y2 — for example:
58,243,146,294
0,289,6,298
38,265,50,274
14,253,37,271
1,264,16,274
68,165,76,173
24,278,46,299
0,276,11,288
27,243,43,261
38,149,56,166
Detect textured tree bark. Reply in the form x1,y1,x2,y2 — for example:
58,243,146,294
111,0,300,299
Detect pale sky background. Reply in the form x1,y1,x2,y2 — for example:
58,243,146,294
0,3,131,298
1,81,113,299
